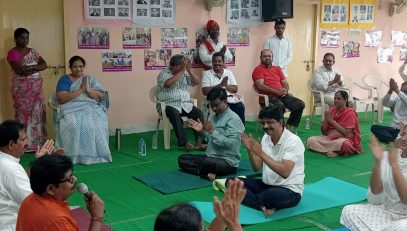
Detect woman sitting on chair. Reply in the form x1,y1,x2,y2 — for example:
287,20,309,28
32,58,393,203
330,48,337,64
54,55,112,165
307,90,362,158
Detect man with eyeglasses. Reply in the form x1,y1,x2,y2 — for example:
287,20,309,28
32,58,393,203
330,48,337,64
17,154,105,231
178,87,244,181
0,120,62,231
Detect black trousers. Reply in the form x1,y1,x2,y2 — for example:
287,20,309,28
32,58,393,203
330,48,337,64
178,154,237,178
371,125,400,143
264,95,305,127
165,106,204,146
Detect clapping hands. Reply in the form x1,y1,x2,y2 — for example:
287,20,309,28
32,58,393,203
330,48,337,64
35,139,64,158
213,178,245,231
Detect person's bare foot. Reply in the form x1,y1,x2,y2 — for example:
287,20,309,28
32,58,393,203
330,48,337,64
327,151,338,158
207,173,216,181
261,206,275,218
184,143,193,152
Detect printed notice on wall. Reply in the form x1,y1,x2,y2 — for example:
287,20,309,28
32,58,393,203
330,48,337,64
161,28,187,48
227,27,250,47
227,0,262,26
320,30,340,48
78,26,109,49
132,0,175,26
144,49,171,70
102,50,132,72
85,0,131,20
122,27,151,49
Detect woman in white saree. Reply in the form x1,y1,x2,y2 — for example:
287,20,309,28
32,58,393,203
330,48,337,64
340,124,407,230
54,56,111,165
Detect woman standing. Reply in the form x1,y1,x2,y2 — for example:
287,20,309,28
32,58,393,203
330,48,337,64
307,90,362,158
7,28,48,151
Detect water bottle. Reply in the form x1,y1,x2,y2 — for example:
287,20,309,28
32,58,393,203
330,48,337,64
305,118,311,130
152,134,158,150
139,138,147,156
115,128,121,150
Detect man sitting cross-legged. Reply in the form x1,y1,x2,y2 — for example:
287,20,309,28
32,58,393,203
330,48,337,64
178,87,245,180
231,105,304,217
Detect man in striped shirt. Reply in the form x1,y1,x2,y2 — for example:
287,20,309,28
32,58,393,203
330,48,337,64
156,54,206,151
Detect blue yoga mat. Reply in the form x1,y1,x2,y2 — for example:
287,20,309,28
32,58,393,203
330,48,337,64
133,160,260,194
191,177,367,225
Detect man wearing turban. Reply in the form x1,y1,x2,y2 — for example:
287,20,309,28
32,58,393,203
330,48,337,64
198,20,233,70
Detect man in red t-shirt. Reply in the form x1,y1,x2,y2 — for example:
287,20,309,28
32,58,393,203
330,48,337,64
252,49,305,130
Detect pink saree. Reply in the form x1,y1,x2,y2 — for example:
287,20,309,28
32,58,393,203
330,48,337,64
7,48,47,151
307,107,362,154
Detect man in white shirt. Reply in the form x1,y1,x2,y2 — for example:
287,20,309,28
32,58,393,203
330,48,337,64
264,19,292,78
0,120,58,231
309,53,343,107
198,20,233,70
237,105,304,217
371,79,407,143
201,52,245,123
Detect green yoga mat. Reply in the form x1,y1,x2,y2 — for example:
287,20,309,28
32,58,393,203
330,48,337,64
133,160,260,194
191,177,367,225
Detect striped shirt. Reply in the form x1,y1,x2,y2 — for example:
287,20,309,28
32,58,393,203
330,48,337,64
156,68,194,113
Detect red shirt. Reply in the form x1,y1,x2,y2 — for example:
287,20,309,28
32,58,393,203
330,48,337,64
252,64,286,99
16,193,79,231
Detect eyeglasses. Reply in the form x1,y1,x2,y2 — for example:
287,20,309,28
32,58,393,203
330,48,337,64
59,174,74,184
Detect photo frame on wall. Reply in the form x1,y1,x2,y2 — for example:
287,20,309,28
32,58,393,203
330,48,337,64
85,0,131,20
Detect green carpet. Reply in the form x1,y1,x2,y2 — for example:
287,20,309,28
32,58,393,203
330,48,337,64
20,111,393,231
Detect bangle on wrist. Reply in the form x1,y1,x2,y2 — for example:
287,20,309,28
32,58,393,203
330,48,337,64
91,217,103,222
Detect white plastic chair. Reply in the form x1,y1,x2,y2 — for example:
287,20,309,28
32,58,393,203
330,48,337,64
307,78,328,125
48,95,60,132
361,74,389,124
149,85,197,150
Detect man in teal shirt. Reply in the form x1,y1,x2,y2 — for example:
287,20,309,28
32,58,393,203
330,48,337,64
178,87,245,180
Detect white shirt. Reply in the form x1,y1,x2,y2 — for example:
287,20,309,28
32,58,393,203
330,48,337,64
367,150,407,215
0,151,32,231
198,38,233,67
261,129,305,195
201,69,242,104
382,91,407,129
310,65,343,93
264,35,293,77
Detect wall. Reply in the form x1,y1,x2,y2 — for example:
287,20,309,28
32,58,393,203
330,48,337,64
0,0,64,137
64,0,314,134
316,0,407,99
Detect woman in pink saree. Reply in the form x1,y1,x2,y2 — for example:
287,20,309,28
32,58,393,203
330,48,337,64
6,28,48,151
307,90,362,158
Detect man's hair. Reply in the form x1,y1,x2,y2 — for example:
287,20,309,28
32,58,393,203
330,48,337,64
207,87,228,101
154,203,202,231
169,54,184,67
0,120,25,147
14,28,29,39
30,155,73,195
323,52,335,60
259,104,285,125
274,18,286,27
212,52,225,62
